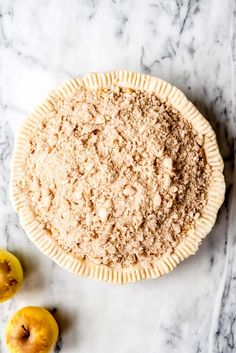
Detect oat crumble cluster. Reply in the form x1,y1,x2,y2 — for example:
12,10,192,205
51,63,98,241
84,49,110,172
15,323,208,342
19,87,211,267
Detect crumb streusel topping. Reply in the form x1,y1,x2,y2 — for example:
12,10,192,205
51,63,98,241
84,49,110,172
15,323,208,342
18,87,211,267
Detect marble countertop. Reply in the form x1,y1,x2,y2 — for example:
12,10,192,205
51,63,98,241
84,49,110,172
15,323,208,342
0,0,235,352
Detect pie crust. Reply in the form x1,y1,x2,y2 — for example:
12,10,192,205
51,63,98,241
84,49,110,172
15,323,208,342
10,71,225,283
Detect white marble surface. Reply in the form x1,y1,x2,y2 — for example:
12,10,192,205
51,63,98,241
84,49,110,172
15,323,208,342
0,0,235,352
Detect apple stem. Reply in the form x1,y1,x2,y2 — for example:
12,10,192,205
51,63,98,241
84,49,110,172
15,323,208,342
21,325,30,339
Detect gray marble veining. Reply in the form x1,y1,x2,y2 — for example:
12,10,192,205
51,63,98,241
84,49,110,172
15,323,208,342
0,0,235,352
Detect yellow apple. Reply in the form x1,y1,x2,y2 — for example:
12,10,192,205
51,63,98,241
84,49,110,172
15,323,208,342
0,249,23,302
5,306,59,353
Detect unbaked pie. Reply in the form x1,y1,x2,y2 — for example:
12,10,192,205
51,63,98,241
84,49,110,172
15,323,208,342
10,71,225,283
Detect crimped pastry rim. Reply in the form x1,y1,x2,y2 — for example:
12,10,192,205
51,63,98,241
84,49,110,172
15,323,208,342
10,70,225,284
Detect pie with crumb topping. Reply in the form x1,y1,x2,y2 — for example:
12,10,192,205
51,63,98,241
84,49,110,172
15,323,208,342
10,71,225,283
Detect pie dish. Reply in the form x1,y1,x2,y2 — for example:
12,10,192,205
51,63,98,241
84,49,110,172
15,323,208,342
10,71,225,283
